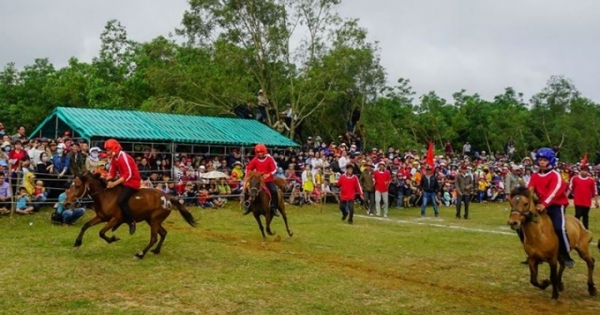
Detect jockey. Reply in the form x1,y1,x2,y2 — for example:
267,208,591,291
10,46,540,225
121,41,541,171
243,144,280,217
527,148,574,268
104,139,142,235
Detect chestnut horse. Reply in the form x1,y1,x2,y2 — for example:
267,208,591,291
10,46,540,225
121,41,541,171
508,187,596,299
65,172,197,259
245,171,293,242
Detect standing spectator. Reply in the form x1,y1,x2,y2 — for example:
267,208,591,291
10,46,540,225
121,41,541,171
301,164,315,204
51,143,70,179
462,142,471,157
359,162,375,215
0,172,10,214
393,173,406,208
85,147,101,172
444,141,454,157
349,106,361,133
373,162,391,217
455,164,473,219
504,165,521,197
28,138,45,165
256,89,269,124
419,165,440,217
68,142,86,176
10,125,27,143
336,164,364,225
568,162,598,230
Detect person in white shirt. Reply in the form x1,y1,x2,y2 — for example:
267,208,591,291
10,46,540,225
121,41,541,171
338,150,349,173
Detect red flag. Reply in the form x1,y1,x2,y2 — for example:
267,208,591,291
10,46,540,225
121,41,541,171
426,141,435,168
581,153,588,168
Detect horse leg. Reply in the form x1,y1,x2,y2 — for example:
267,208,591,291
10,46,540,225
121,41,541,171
556,262,565,292
99,217,121,244
73,215,103,249
528,258,551,290
253,211,266,242
576,246,597,296
278,201,293,237
150,225,168,255
134,219,159,260
266,212,276,236
549,261,559,299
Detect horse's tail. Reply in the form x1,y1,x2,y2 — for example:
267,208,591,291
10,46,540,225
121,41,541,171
273,177,286,192
169,197,197,227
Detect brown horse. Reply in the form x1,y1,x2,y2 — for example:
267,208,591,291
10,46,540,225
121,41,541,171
64,172,197,259
508,186,596,299
245,171,293,242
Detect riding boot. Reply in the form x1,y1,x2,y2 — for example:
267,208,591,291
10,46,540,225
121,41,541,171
129,221,137,235
270,185,280,217
557,231,575,268
271,200,280,217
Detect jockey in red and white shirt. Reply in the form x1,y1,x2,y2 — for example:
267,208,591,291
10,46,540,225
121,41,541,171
104,138,141,235
243,144,280,216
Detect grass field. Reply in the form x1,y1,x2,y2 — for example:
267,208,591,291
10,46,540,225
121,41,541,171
1,201,599,315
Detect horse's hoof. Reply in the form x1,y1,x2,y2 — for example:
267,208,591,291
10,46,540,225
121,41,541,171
288,230,294,237
589,287,597,296
134,251,144,260
72,246,80,252
150,249,160,255
113,236,120,242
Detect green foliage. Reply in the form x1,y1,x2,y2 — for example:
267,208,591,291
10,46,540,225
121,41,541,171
0,3,598,161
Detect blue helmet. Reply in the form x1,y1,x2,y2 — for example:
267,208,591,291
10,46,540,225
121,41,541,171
535,148,556,167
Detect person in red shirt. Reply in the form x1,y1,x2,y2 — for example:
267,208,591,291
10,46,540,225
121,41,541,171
243,143,280,217
527,148,574,267
336,164,364,225
104,139,142,235
373,162,391,217
567,160,599,230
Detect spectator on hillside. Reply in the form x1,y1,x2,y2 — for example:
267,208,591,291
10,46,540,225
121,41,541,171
462,142,471,157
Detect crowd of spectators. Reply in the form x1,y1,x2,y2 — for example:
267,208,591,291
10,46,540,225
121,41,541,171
1,113,598,221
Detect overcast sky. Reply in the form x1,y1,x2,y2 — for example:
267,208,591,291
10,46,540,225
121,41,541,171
1,0,599,102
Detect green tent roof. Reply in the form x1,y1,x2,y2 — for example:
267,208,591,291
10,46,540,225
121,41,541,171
29,107,299,147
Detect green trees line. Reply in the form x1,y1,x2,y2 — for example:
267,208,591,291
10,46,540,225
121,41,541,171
0,0,597,161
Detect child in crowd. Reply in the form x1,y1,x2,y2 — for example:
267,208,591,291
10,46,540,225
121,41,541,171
15,186,34,215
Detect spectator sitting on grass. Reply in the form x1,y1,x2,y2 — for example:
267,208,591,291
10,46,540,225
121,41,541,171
15,186,33,215
56,182,85,226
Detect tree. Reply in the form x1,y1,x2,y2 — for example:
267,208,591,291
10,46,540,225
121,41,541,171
176,0,385,139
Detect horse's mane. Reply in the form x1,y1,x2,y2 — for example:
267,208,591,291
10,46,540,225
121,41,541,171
510,186,539,204
79,171,107,189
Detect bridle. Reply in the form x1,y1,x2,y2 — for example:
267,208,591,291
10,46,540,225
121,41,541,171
509,195,535,222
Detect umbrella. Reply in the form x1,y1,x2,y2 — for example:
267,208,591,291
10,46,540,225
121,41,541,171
201,170,228,179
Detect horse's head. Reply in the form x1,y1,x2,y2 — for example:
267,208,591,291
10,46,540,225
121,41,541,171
246,171,264,201
64,172,105,209
508,186,537,230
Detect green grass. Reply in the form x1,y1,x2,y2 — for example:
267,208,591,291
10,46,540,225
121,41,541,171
1,201,599,315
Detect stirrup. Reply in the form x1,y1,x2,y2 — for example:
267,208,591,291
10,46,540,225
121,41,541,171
271,207,280,217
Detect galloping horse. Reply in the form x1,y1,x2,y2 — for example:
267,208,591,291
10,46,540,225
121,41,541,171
245,171,293,242
64,172,197,259
508,187,596,299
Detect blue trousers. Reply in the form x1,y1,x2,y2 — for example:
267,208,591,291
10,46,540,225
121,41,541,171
420,191,439,216
546,204,571,254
